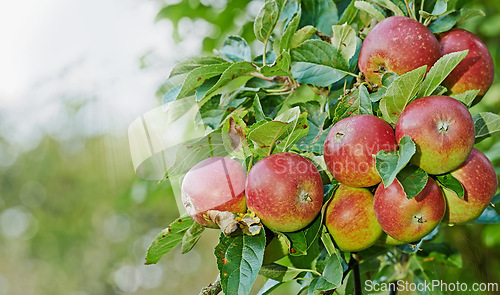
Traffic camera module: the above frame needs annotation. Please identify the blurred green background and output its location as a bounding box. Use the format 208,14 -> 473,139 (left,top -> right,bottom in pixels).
1,0 -> 500,294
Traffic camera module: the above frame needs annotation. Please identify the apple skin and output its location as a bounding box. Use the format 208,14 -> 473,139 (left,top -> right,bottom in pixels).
358,16 -> 441,85
325,184 -> 383,252
439,28 -> 494,101
374,177 -> 446,243
245,152 -> 323,232
323,114 -> 397,187
395,95 -> 475,175
442,148 -> 498,224
181,157 -> 247,228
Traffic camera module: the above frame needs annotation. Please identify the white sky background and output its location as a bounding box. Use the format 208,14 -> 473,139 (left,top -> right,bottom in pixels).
0,0 -> 211,164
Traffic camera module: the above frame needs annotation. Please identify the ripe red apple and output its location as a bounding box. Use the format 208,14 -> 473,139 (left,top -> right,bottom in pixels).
245,152 -> 323,232
323,114 -> 397,187
324,184 -> 383,252
181,157 -> 247,228
395,95 -> 475,175
374,177 -> 446,243
442,148 -> 498,224
358,16 -> 441,85
439,28 -> 494,101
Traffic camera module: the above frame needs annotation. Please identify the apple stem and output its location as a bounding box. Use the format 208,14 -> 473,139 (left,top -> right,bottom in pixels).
351,253 -> 362,295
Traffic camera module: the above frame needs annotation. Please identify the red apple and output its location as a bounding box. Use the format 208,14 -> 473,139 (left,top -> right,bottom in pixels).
374,177 -> 446,243
325,184 -> 383,252
358,16 -> 441,85
395,95 -> 475,175
323,114 -> 397,187
442,148 -> 498,224
439,28 -> 494,101
181,157 -> 247,228
245,152 -> 323,232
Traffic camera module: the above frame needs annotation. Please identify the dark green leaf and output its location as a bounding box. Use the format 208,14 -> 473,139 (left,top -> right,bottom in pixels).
337,0 -> 358,25
308,276 -> 336,295
291,62 -> 348,86
254,1 -> 280,44
435,173 -> 465,200
322,254 -> 343,286
203,62 -> 257,100
181,223 -> 205,254
334,84 -> 373,121
196,76 -> 219,101
259,264 -> 308,282
354,1 -> 386,21
372,0 -> 405,16
145,214 -> 194,264
281,12 -> 301,51
215,231 -> 266,295
291,40 -> 349,70
220,35 -> 252,62
379,65 -> 427,124
375,136 -> 417,188
178,63 -> 231,99
300,0 -> 338,36
417,242 -> 463,268
396,165 -> 429,199
289,25 -> 317,48
473,207 -> 500,224
429,11 -> 461,34
473,112 -> 500,142
296,117 -> 330,154
451,89 -> 479,108
417,50 -> 468,98
253,94 -> 269,122
283,215 -> 322,256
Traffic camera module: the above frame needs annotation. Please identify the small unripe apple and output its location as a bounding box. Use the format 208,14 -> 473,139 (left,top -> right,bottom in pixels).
395,95 -> 475,175
442,148 -> 498,224
358,16 -> 441,85
245,152 -> 323,232
374,177 -> 446,243
439,28 -> 494,101
324,184 -> 383,252
181,157 -> 247,228
323,114 -> 397,187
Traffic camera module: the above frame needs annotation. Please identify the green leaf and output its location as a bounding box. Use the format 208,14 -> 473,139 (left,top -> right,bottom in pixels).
473,112 -> 500,142
178,63 -> 231,99
163,84 -> 182,106
215,231 -> 266,295
290,25 -> 317,48
331,24 -> 357,62
473,207 -> 500,224
203,62 -> 257,100
259,264 -> 308,282
256,280 -> 283,295
281,12 -> 302,51
300,0 -> 338,36
260,51 -> 291,77
417,50 -> 468,98
291,62 -> 348,86
169,56 -> 228,78
456,8 -> 486,24
322,254 -> 343,286
296,116 -> 330,154
220,35 -> 252,62
396,165 -> 429,199
308,276 -> 336,294
354,1 -> 386,21
291,40 -> 349,70
145,214 -> 194,264
337,0 -> 358,25
375,136 -> 417,188
431,0 -> 447,15
418,242 -> 463,268
254,1 -> 280,44
181,223 -> 205,254
334,84 -> 373,121
282,215 -> 322,256
435,173 -> 465,200
253,94 -> 269,122
429,11 -> 460,34
379,66 -> 427,124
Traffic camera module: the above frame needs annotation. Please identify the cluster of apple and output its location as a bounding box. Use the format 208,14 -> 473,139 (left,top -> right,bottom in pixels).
324,15 -> 497,251
180,15 -> 498,254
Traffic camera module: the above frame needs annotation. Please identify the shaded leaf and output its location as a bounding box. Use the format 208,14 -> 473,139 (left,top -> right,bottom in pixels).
254,1 -> 280,44
260,51 -> 291,77
169,56 -> 228,78
451,89 -> 480,108
337,0 -> 358,25
220,35 -> 252,62
290,25 -> 317,48
281,12 -> 302,51
300,0 -> 338,36
334,84 -> 373,121
181,223 -> 205,254
354,1 -> 386,21
259,264 -> 308,282
473,112 -> 500,142
283,215 -> 322,256
322,253 -> 343,286
435,173 -> 465,200
331,24 -> 357,62
145,214 -> 194,264
417,50 -> 468,98
203,62 -> 257,100
396,165 -> 429,199
178,63 -> 231,99
473,207 -> 500,224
